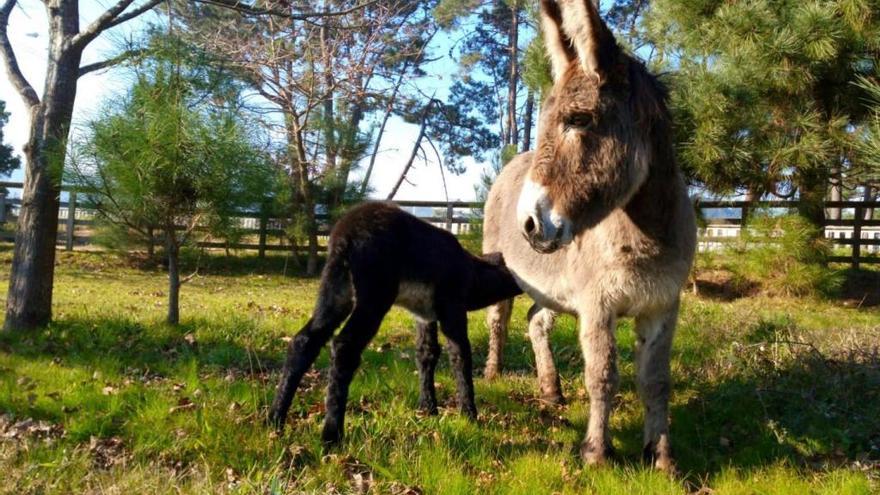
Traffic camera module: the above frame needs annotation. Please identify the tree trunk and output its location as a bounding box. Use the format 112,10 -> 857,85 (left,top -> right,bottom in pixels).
146,226 -> 155,258
165,232 -> 180,326
387,100 -> 433,200
505,1 -> 519,147
361,59 -> 411,196
4,45 -> 81,331
291,121 -> 319,276
797,172 -> 827,233
864,184 -> 876,220
827,164 -> 841,220
522,89 -> 534,152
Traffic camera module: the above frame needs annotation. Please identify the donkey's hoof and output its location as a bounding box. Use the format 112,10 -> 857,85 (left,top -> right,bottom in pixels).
539,390 -> 566,406
483,365 -> 502,380
642,442 -> 677,474
580,440 -> 615,466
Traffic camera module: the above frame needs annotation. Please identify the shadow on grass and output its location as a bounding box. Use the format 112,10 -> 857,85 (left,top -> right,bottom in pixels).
835,267 -> 880,307
0,315 -> 285,382
613,346 -> 880,481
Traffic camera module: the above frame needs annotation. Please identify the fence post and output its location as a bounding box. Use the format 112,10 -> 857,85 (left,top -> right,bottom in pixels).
0,192 -> 6,224
258,202 -> 269,259
446,202 -> 453,232
65,190 -> 77,251
852,205 -> 862,270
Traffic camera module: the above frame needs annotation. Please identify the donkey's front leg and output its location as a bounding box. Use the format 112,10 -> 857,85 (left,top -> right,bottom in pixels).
579,311 -> 619,465
415,319 -> 441,414
484,299 -> 512,379
526,304 -> 564,404
634,302 -> 679,473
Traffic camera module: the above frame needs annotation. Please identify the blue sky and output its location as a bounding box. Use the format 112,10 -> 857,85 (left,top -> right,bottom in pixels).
1,0 -> 508,201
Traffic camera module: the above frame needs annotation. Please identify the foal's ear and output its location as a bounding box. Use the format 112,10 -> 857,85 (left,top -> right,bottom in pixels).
540,0 -> 577,82
553,0 -> 620,82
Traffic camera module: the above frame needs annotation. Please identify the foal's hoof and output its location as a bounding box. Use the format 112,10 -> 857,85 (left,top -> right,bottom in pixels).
321,426 -> 343,447
417,399 -> 439,416
266,409 -> 286,431
461,405 -> 478,421
580,440 -> 616,466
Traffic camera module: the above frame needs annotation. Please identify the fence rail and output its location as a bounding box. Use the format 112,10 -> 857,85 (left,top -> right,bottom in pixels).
1,181 -> 878,268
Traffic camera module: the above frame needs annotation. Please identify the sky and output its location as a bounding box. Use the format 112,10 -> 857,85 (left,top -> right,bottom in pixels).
0,0 -> 493,202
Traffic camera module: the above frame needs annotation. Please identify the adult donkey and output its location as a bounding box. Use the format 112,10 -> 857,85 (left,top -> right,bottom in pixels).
482,0 -> 696,471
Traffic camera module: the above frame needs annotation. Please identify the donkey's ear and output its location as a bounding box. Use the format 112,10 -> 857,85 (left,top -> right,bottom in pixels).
540,0 -> 577,81
557,0 -> 619,80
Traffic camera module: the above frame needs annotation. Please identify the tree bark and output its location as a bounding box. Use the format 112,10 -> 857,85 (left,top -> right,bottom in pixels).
2,0 -> 161,331
387,100 -> 433,200
165,231 -> 180,326
146,226 -> 155,258
522,89 -> 534,152
797,171 -> 827,234
864,184 -> 876,220
288,118 -> 319,276
827,164 -> 841,220
4,14 -> 82,331
505,1 -> 519,147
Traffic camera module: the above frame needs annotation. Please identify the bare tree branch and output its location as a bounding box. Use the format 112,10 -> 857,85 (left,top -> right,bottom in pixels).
193,0 -> 380,22
78,49 -> 144,77
0,0 -> 39,107
72,0 -> 163,51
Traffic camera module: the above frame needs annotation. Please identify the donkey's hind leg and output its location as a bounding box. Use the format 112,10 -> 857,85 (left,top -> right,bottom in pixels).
440,307 -> 477,420
526,304 -> 564,404
634,302 -> 679,473
322,301 -> 392,445
416,320 -> 441,414
484,298 -> 512,379
269,259 -> 353,429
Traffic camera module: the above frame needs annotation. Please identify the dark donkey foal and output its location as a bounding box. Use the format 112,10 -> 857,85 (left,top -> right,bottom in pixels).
269,202 -> 522,444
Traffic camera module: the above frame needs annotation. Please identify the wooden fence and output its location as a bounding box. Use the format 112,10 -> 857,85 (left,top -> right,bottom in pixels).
1,181 -> 878,268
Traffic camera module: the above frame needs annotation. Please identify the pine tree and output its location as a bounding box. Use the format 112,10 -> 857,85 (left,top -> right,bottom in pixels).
0,100 -> 19,178
645,0 -> 880,227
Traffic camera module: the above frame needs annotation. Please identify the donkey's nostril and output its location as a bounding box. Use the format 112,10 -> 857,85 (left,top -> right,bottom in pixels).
524,216 -> 537,235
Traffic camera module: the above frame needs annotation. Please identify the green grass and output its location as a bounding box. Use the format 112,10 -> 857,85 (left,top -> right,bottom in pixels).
1,247 -> 878,494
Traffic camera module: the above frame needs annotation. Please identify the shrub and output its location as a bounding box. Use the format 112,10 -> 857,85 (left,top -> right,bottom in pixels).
724,213 -> 842,297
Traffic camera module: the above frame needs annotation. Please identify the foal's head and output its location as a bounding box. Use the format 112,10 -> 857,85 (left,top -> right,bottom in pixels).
517,0 -> 666,253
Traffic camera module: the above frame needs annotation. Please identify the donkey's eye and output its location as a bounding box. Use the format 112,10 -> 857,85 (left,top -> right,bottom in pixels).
563,114 -> 596,131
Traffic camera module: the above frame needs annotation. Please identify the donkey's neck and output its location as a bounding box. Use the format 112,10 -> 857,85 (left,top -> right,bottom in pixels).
623,120 -> 682,243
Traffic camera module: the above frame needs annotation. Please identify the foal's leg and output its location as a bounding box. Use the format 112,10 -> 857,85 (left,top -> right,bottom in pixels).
322,303 -> 390,445
484,299 -> 512,379
634,301 -> 679,473
578,311 -> 619,465
526,304 -> 564,404
415,319 -> 441,414
269,262 -> 353,429
440,307 -> 477,419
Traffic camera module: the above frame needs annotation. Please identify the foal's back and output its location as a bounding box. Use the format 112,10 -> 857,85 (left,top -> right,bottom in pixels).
329,202 -> 477,318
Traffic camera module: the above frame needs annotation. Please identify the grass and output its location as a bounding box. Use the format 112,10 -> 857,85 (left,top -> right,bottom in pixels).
0,247 -> 878,494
